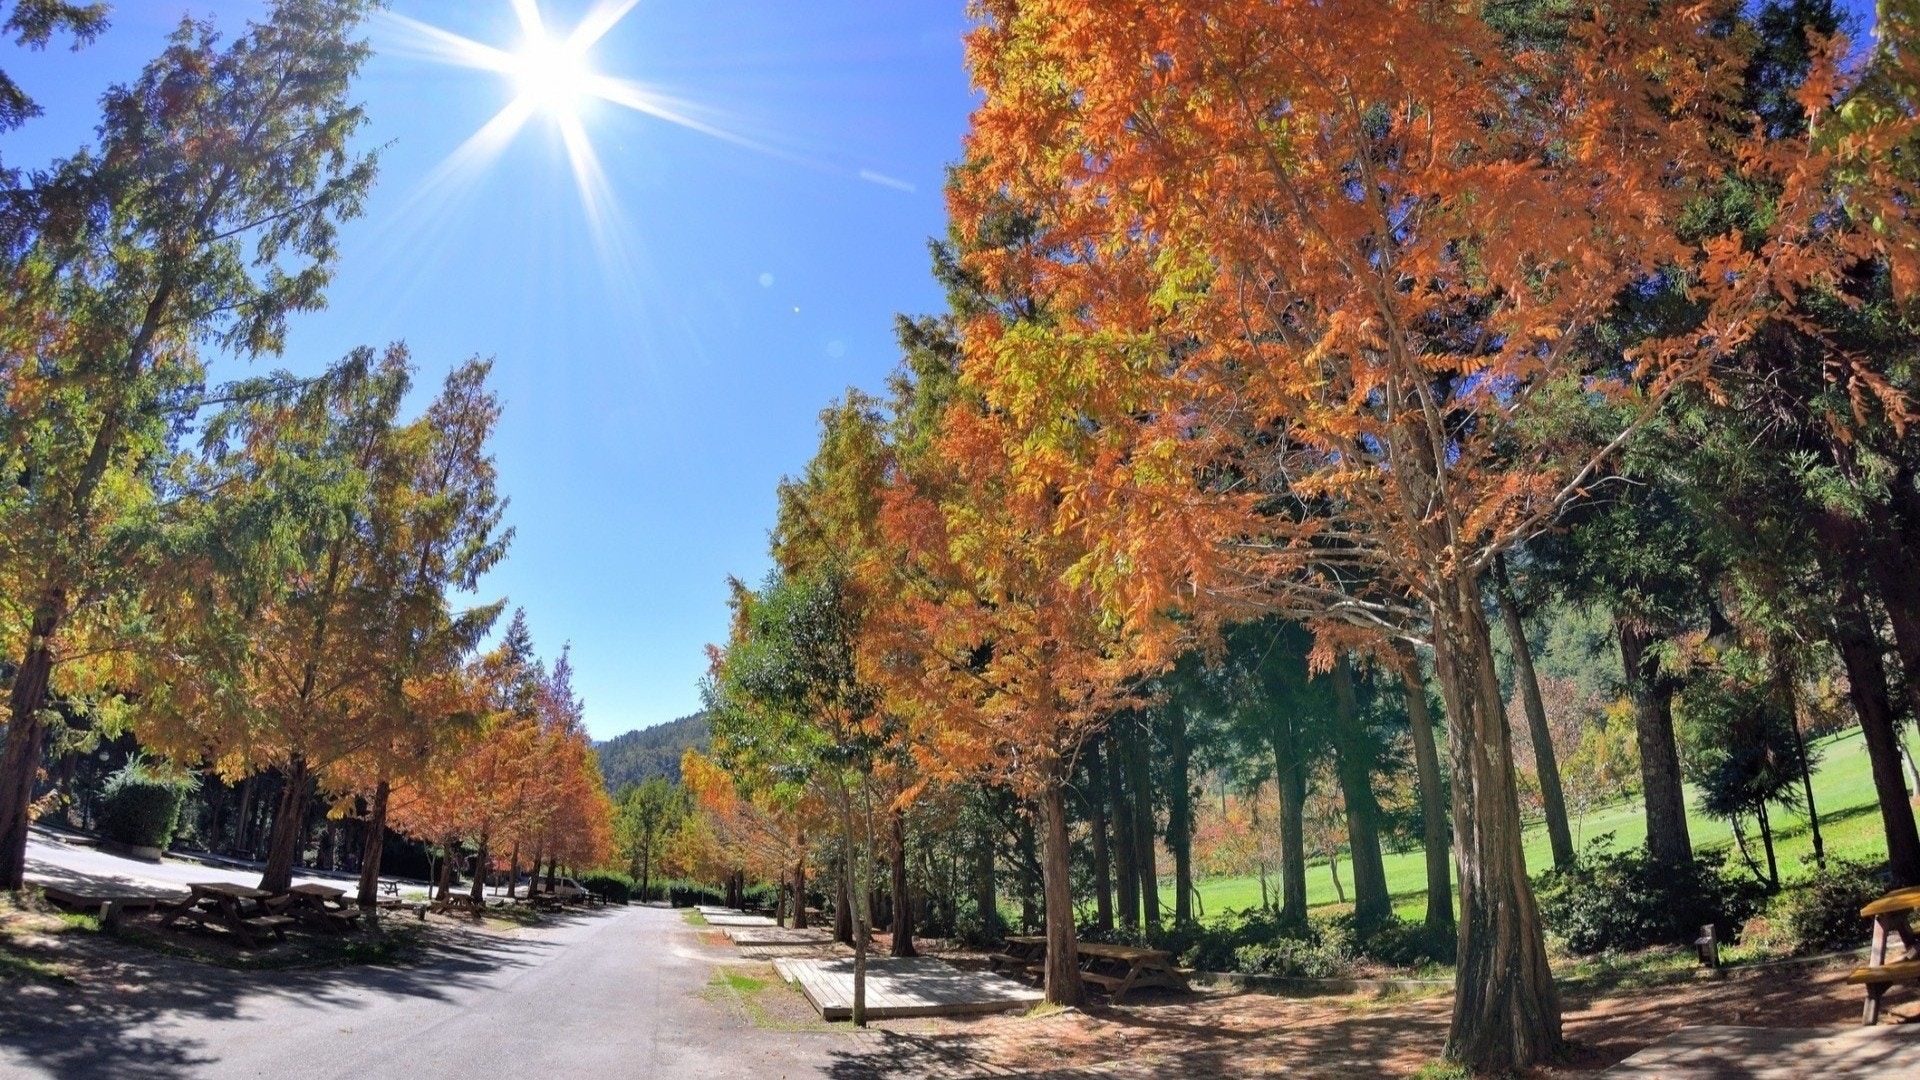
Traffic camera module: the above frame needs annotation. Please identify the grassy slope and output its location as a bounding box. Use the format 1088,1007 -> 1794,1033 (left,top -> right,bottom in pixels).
1178,727 -> 1903,923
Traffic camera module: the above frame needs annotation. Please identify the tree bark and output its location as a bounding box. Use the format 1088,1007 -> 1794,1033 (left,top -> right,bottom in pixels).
1037,774 -> 1086,1006
1495,555 -> 1575,869
1272,735 -> 1309,928
1167,707 -> 1194,925
0,592 -> 67,889
356,779 -> 390,909
834,860 -> 854,945
1771,645 -> 1825,869
1124,726 -> 1160,927
259,756 -> 314,895
1087,739 -> 1115,931
1107,741 -> 1139,929
1618,620 -> 1693,867
469,834 -> 488,904
792,842 -> 808,930
1865,508 -> 1920,723
972,826 -> 996,937
1831,573 -> 1920,886
1433,577 -> 1562,1072
889,807 -> 915,957
1331,656 -> 1391,931
1394,645 -> 1456,946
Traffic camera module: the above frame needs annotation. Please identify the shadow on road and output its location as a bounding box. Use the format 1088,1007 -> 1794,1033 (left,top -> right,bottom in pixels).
0,908 -> 577,1080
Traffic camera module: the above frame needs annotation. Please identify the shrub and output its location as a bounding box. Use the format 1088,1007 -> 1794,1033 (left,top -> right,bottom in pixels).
1535,837 -> 1766,954
97,759 -> 195,850
1232,936 -> 1351,979
578,871 -> 633,904
1771,858 -> 1888,955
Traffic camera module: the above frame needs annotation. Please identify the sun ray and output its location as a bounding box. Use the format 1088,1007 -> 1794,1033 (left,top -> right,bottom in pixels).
380,13 -> 516,73
568,0 -> 643,52
509,0 -> 547,39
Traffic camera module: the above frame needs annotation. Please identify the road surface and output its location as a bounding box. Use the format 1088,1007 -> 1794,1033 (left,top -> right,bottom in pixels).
0,900 -> 877,1079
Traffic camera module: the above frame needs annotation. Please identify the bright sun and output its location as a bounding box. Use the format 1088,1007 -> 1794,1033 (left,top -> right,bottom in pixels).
511,33 -> 593,114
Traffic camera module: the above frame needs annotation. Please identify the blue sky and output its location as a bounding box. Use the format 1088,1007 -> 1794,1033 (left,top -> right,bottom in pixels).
0,0 -> 1886,742
1,0 -> 975,740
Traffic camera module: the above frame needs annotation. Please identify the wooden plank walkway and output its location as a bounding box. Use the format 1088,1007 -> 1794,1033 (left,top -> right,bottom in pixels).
773,956 -> 1044,1021
726,926 -> 834,948
1604,1024 -> 1920,1078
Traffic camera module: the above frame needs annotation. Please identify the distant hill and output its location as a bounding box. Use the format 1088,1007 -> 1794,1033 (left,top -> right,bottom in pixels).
595,712 -> 709,790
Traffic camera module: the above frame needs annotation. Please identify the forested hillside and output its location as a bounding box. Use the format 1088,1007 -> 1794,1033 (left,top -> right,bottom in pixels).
596,713 -> 709,790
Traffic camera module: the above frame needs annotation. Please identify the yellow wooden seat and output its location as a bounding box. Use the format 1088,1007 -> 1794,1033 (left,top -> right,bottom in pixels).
1860,887 -> 1920,918
1847,959 -> 1920,986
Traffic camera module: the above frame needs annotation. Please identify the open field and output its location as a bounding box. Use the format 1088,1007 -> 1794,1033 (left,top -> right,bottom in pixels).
1177,727 -> 1911,922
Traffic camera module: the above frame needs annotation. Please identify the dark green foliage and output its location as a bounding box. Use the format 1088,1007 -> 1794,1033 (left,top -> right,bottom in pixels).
651,879 -> 777,909
1085,906 -> 1439,976
576,871 -> 633,904
0,0 -> 108,134
1535,839 -> 1767,954
1772,858 -> 1889,954
595,713 -> 708,788
97,759 -> 194,850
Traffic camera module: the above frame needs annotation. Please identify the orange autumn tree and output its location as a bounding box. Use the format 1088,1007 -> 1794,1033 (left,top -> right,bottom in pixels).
953,0 -> 1913,1067
871,390 -> 1177,1006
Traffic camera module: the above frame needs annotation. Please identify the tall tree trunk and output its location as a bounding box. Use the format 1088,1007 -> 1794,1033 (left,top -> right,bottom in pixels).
259,756 -> 314,894
889,808 -> 915,957
1771,644 -> 1825,869
1756,801 -> 1779,891
836,790 -> 872,1027
1328,854 -> 1346,903
436,845 -> 453,901
1395,645 -> 1456,947
1107,743 -> 1139,929
1124,726 -> 1160,927
1831,573 -> 1920,886
1618,620 -> 1693,867
1037,774 -> 1086,1007
1866,512 -> 1920,722
469,834 -> 488,904
972,827 -> 996,937
1087,740 -> 1115,931
1331,656 -> 1391,931
356,779 -> 390,909
1017,811 -> 1041,932
507,844 -> 521,900
1433,577 -> 1562,1072
1167,707 -> 1194,925
1494,555 -> 1575,869
834,862 -> 854,945
792,839 -> 808,930
0,592 -> 66,889
1272,735 -> 1309,928
233,776 -> 256,854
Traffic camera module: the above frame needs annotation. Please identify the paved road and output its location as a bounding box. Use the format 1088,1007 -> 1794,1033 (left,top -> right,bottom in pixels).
0,904 -> 877,1080
24,833 -> 377,897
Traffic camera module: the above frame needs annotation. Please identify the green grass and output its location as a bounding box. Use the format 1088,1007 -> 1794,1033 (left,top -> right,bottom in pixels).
1183,727 -> 1905,923
702,965 -> 833,1031
684,909 -> 709,927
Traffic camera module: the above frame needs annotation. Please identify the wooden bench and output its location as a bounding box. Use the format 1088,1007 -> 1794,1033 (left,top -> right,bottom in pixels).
1850,887 -> 1920,1023
1848,958 -> 1920,1024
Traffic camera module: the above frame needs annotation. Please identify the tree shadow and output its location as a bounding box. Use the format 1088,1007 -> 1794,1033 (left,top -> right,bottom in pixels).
0,908 -> 560,1079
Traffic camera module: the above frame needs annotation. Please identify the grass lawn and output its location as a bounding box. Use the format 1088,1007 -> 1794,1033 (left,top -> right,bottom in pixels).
1180,727 -> 1909,923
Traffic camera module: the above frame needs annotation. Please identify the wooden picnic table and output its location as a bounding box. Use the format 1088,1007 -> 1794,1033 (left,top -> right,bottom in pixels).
1848,885 -> 1920,1024
993,937 -> 1189,1003
158,882 -> 294,948
285,883 -> 362,934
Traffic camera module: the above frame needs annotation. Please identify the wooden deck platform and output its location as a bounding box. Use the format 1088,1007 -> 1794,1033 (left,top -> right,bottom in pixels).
1603,1024 -> 1920,1078
773,956 -> 1044,1021
40,884 -> 187,912
725,926 -> 835,948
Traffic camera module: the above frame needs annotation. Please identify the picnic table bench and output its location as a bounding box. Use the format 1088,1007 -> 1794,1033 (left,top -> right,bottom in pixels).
1848,885 -> 1920,1024
158,883 -> 295,948
421,894 -> 488,919
994,936 -> 1190,1003
285,883 -> 362,934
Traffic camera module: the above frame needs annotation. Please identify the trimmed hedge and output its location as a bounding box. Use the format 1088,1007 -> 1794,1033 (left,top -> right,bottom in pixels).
579,871 -> 633,904
98,759 -> 195,850
1535,838 -> 1766,954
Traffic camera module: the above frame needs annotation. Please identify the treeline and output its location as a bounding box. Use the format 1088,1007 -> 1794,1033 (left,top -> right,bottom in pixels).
596,712 -> 709,789
694,0 -> 1920,1072
0,2 -> 611,901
